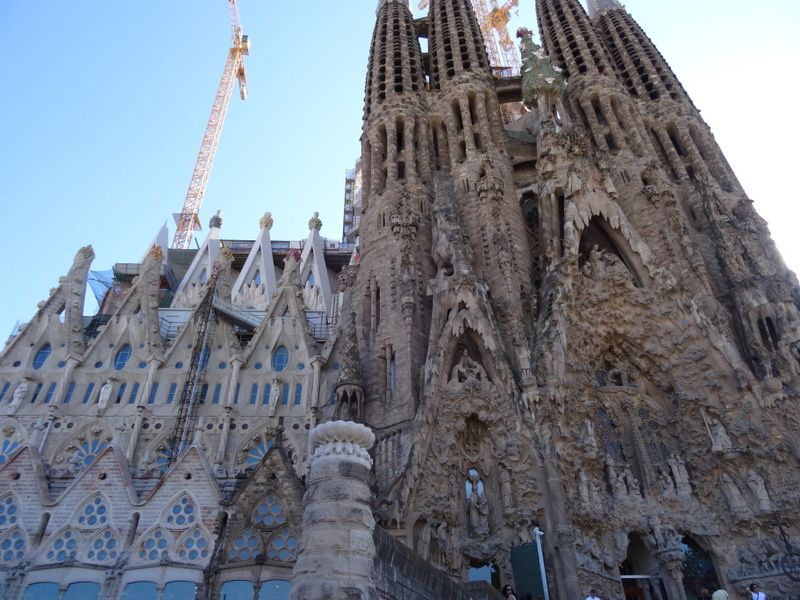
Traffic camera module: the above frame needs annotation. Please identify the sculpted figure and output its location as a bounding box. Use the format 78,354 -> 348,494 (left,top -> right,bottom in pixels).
668,455 -> 692,496
268,380 -> 281,417
710,418 -> 734,453
7,380 -> 28,415
720,473 -> 749,516
417,521 -> 432,560
451,349 -> 488,383
746,469 -> 771,511
97,379 -> 113,413
467,469 -> 489,537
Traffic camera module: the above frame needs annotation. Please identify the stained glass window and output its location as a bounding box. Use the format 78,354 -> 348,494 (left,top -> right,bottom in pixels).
138,527 -> 170,562
227,528 -> 262,562
76,495 -> 110,527
45,528 -> 80,562
272,346 -> 289,372
33,344 -> 51,369
0,494 -> 19,527
245,440 -> 274,466
266,530 -> 298,563
177,527 -> 210,563
85,528 -> 120,563
165,495 -> 197,528
0,527 -> 25,564
114,345 -> 132,370
252,494 -> 286,528
73,438 -> 109,468
0,439 -> 20,465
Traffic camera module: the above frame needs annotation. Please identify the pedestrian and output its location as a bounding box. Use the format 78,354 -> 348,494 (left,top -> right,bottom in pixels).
501,584 -> 518,600
698,588 -> 712,600
711,589 -> 729,600
749,583 -> 767,600
585,589 -> 601,600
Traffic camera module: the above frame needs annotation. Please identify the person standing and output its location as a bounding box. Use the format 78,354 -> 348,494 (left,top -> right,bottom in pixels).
749,583 -> 766,600
585,589 -> 601,600
501,584 -> 518,600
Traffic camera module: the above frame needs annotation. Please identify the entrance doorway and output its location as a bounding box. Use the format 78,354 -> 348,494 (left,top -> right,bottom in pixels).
679,536 -> 721,600
620,534 -> 667,600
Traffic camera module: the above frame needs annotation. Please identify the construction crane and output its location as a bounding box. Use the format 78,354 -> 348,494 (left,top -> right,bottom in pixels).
419,0 -> 521,77
172,0 -> 250,250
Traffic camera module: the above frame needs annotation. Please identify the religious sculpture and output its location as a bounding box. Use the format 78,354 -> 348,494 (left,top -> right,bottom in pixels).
720,473 -> 750,517
269,379 -> 281,417
7,380 -> 28,415
466,469 -> 489,537
451,349 -> 488,384
96,379 -> 113,414
746,469 -> 771,512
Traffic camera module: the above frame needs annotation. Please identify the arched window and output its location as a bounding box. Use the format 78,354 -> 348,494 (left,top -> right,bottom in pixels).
122,582 -> 158,600
266,529 -> 298,563
245,439 -> 274,466
75,494 -> 110,528
259,581 -> 292,600
227,527 -> 262,562
0,494 -> 19,528
176,527 -> 211,563
22,583 -> 60,600
272,346 -> 289,372
72,437 -> 109,469
0,438 -> 20,465
252,494 -> 286,528
45,528 -> 80,562
33,344 -> 52,369
164,494 -> 197,528
163,582 -> 197,600
138,527 -> 170,562
198,345 -> 211,370
220,581 -> 254,600
85,528 -> 120,564
63,583 -> 100,600
114,345 -> 132,371
253,270 -> 261,285
0,527 -> 26,564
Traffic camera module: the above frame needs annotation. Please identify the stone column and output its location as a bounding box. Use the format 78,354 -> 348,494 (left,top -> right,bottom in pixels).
290,421 -> 377,600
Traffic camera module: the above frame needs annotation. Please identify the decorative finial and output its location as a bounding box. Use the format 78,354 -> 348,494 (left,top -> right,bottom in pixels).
260,212 -> 274,231
148,244 -> 165,263
308,211 -> 322,231
209,210 -> 223,230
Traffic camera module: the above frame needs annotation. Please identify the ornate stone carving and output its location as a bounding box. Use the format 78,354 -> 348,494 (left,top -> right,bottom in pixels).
309,420 -> 375,469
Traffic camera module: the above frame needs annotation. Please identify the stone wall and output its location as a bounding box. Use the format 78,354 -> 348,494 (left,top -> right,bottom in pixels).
373,527 -> 504,600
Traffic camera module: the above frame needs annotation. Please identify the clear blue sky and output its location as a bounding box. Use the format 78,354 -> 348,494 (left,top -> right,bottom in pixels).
1,0 -> 798,336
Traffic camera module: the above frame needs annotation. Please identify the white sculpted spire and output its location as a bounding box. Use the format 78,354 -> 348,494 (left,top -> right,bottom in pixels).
587,0 -> 622,17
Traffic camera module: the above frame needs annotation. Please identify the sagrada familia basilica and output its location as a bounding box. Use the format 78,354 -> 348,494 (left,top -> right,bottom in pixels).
0,0 -> 798,599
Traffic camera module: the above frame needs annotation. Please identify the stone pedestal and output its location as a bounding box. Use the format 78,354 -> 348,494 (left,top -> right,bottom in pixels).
290,421 -> 377,600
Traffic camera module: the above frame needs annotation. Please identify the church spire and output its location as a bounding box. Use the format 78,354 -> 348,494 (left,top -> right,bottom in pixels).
586,0 -> 622,18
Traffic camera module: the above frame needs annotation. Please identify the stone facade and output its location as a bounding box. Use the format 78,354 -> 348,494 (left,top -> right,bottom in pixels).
1,0 -> 799,599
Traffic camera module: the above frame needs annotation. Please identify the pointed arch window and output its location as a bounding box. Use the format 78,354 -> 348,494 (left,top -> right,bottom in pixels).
0,439 -> 19,465
165,494 -> 197,528
228,527 -> 262,562
85,528 -> 120,563
75,494 -> 111,528
253,270 -> 262,285
137,527 -> 170,562
0,494 -> 19,527
0,527 -> 26,564
45,528 -> 80,562
272,346 -> 289,372
73,437 -> 109,469
114,345 -> 132,370
252,494 -> 286,528
266,529 -> 298,563
176,526 -> 210,563
33,344 -> 51,369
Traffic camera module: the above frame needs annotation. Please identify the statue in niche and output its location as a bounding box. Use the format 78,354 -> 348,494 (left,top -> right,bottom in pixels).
667,455 -> 692,496
607,461 -> 628,498
268,379 -> 281,417
720,473 -> 749,516
417,521 -> 432,560
658,467 -> 676,498
451,348 -> 488,385
578,470 -> 603,512
623,465 -> 641,497
746,469 -> 771,511
7,380 -> 28,415
466,468 -> 489,537
705,412 -> 734,453
96,379 -> 113,413
581,419 -> 599,456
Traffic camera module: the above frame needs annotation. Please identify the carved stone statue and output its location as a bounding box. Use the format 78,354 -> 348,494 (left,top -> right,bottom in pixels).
466,469 -> 489,537
417,521 -> 432,560
7,380 -> 28,415
269,380 -> 281,417
97,379 -> 113,413
746,469 -> 771,511
709,417 -> 734,453
308,211 -> 322,231
668,455 -> 692,497
720,473 -> 749,517
451,349 -> 488,384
